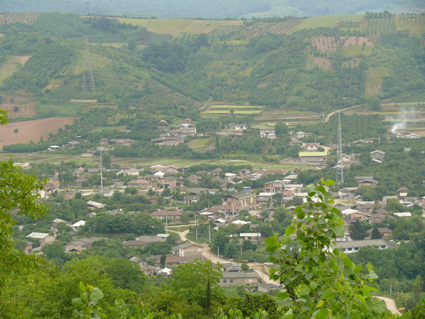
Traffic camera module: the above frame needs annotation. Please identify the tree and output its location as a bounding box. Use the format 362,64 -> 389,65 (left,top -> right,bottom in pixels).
241,263 -> 249,272
13,106 -> 19,112
170,260 -> 224,308
266,179 -> 393,318
371,227 -> 382,239
350,219 -> 366,240
275,122 -> 289,138
367,95 -> 381,111
102,153 -> 111,169
160,254 -> 166,268
205,279 -> 211,314
14,128 -> 18,134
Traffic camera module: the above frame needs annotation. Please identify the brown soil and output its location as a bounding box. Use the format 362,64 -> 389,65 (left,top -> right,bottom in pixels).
0,117 -> 76,148
1,96 -> 36,118
313,37 -> 374,51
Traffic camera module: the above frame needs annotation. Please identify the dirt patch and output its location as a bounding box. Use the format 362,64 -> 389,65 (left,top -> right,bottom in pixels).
366,85 -> 381,95
0,117 -> 76,148
1,96 -> 36,118
342,59 -> 360,68
0,34 -> 4,38
313,37 -> 373,51
18,56 -> 31,65
307,57 -> 333,70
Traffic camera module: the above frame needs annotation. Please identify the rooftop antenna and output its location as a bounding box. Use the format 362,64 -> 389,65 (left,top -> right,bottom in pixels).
336,112 -> 344,185
82,38 -> 96,98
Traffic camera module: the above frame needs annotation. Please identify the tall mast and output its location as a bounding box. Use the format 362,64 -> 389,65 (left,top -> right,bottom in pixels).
336,112 -> 344,185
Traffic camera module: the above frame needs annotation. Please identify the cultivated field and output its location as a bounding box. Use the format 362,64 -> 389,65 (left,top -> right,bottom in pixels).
292,15 -> 364,32
0,13 -> 39,25
202,104 -> 264,117
0,117 -> 76,148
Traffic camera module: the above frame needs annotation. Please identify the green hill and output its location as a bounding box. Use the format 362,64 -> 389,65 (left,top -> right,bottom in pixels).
0,12 -> 424,122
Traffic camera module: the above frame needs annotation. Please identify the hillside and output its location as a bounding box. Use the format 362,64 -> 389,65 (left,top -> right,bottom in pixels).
0,0 -> 424,18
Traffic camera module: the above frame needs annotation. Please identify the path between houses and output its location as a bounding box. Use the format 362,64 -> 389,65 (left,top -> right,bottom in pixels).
170,230 -> 401,313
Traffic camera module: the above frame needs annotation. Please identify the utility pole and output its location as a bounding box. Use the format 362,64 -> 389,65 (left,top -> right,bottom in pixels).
98,147 -> 104,196
82,38 -> 96,98
166,215 -> 168,234
196,227 -> 198,241
208,226 -> 211,243
336,112 -> 344,185
217,246 -> 220,262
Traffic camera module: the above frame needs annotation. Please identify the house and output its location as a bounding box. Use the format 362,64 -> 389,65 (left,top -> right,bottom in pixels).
358,203 -> 374,214
187,175 -> 202,184
219,271 -> 260,287
150,210 -> 182,220
370,150 -> 385,161
99,138 -> 109,145
165,255 -> 198,267
117,168 -> 140,176
366,228 -> 393,239
23,242 -> 33,254
177,123 -> 197,136
338,187 -> 358,201
262,168 -> 286,175
67,141 -> 80,148
184,194 -> 200,204
240,233 -> 262,243
13,162 -> 33,170
299,152 -> 327,165
51,218 -> 66,231
71,167 -> 85,177
230,123 -> 249,131
222,192 -> 255,208
302,143 -> 320,151
123,236 -> 164,248
294,131 -> 312,139
224,173 -> 237,181
211,168 -> 223,175
127,180 -> 152,189
183,118 -> 192,124
374,208 -> 389,215
45,178 -> 60,192
264,180 -> 285,193
258,283 -> 280,293
357,179 -> 378,187
333,239 -> 388,254
26,232 -> 55,246
87,200 -> 106,209
394,212 -> 412,217
65,237 -> 104,252
158,176 -> 178,188
172,243 -> 203,257
396,187 -> 409,198
71,220 -> 86,231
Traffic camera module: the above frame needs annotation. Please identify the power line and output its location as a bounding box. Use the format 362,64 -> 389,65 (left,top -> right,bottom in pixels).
82,38 -> 96,98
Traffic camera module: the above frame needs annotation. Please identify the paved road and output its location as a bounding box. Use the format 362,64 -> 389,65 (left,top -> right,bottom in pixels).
376,296 -> 401,316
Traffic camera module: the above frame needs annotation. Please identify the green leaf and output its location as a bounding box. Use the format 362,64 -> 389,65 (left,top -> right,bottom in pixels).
79,281 -> 86,292
90,287 -> 104,301
306,184 -> 316,196
324,179 -> 337,186
297,284 -> 311,297
315,300 -> 324,308
276,289 -> 289,300
368,269 -> 378,280
321,288 -> 335,300
285,226 -> 295,236
296,209 -> 306,219
313,308 -> 329,319
264,236 -> 276,246
310,281 -> 319,290
332,225 -> 345,236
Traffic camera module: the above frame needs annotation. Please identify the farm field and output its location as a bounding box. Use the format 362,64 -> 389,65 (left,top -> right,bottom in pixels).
90,125 -> 127,133
187,138 -> 215,149
0,117 -> 76,148
0,55 -> 31,84
116,18 -> 243,36
100,42 -> 126,48
291,15 -> 363,32
207,105 -> 262,109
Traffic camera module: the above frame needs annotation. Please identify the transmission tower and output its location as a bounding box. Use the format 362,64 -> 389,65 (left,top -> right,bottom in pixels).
82,38 -> 95,98
98,147 -> 104,196
336,112 -> 344,185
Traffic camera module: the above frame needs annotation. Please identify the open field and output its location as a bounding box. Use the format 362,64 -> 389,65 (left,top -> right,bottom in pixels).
100,42 -> 127,48
0,152 -> 309,171
187,138 -> 215,149
0,117 -> 76,148
207,105 -> 262,109
0,55 -> 31,84
292,15 -> 364,32
116,18 -> 243,36
90,125 -> 127,133
203,110 -> 262,115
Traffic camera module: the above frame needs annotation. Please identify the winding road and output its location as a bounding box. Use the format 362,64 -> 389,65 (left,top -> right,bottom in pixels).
376,296 -> 401,316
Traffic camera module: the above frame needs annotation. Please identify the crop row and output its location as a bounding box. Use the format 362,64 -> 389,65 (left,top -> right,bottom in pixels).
0,13 -> 40,25
232,19 -> 304,40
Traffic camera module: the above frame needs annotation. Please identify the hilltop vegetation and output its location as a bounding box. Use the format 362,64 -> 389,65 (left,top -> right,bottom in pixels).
0,0 -> 424,18
0,12 -> 424,122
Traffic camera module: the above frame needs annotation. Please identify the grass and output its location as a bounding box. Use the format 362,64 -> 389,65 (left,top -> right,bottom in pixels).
365,66 -> 390,90
187,138 -> 214,149
291,15 -> 364,32
208,105 -> 263,109
0,56 -> 27,84
203,110 -> 262,114
73,51 -> 111,74
342,46 -> 373,57
35,102 -> 87,118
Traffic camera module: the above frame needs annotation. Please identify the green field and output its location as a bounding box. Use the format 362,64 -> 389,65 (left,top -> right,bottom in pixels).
0,56 -> 27,83
291,15 -> 364,32
365,66 -> 390,93
208,105 -> 263,109
187,138 -> 214,149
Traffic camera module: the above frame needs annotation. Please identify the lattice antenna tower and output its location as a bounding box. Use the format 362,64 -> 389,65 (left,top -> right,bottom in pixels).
336,112 -> 344,185
82,38 -> 95,98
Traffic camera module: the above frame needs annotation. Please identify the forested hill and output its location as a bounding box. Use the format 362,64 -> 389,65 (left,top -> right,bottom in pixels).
0,0 -> 424,18
0,12 -> 424,120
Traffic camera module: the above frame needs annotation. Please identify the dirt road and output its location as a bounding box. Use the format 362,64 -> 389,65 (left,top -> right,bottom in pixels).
376,296 -> 401,316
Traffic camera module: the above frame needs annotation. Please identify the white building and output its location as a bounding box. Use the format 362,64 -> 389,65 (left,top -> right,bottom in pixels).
72,220 -> 86,231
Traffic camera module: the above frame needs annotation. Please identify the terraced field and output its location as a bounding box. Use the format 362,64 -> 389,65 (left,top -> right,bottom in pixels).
0,13 -> 39,25
202,104 -> 263,117
256,110 -> 322,126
